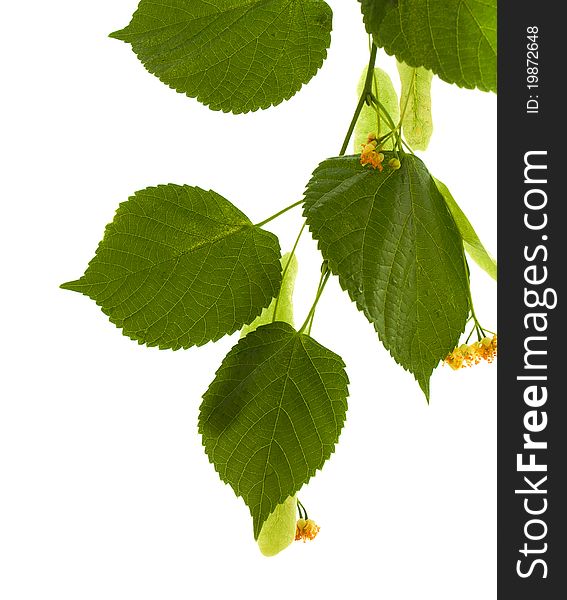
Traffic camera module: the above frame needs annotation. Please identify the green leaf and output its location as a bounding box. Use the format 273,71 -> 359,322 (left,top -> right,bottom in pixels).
354,67 -> 400,152
256,495 -> 297,557
360,0 -> 497,92
303,154 -> 470,398
199,321 -> 348,538
61,185 -> 282,349
110,0 -> 333,114
358,0 -> 397,30
397,62 -> 433,151
434,177 -> 497,280
241,252 -> 298,338
239,252 -> 299,555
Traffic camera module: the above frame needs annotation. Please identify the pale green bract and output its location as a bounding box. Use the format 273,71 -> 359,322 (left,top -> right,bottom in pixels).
303,154 -> 470,398
354,67 -> 400,152
359,0 -> 497,92
257,495 -> 298,556
241,253 -> 298,338
434,178 -> 497,280
110,0 -> 333,114
61,185 -> 282,349
199,321 -> 348,538
397,62 -> 433,151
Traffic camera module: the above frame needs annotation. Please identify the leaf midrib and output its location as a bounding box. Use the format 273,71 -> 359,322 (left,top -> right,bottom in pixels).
257,336 -> 298,534
205,329 -> 297,453
203,329 -> 333,516
67,222 -> 254,291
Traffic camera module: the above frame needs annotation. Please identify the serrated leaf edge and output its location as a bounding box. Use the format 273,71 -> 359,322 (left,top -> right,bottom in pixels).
359,2 -> 496,93
61,184 -> 282,350
198,323 -> 349,537
303,156 -> 469,399
109,1 -> 333,114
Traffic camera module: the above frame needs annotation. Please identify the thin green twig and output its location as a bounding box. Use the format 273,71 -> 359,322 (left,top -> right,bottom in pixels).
339,44 -> 378,156
299,264 -> 330,334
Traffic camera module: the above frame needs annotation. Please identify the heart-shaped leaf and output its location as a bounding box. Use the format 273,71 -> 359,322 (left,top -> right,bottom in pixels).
199,321 -> 348,537
111,0 -> 333,113
61,185 -> 282,349
303,154 -> 470,398
360,0 -> 496,92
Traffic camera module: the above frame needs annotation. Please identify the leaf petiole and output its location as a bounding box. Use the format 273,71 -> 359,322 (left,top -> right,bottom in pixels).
255,199 -> 304,227
299,262 -> 330,334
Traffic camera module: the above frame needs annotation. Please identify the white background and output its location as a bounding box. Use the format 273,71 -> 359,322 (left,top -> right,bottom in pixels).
1,2 -> 497,598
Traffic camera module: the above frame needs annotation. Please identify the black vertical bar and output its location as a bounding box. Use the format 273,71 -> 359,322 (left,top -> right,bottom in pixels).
498,2 -> 565,598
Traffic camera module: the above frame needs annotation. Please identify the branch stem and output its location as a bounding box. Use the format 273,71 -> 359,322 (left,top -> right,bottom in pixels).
339,44 -> 378,156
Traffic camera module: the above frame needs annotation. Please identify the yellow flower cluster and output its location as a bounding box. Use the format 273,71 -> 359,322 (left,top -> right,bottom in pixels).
360,133 -> 385,171
444,335 -> 498,370
360,133 -> 402,171
295,518 -> 320,542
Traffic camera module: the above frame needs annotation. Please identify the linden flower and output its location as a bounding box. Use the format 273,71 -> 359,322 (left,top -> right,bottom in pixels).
388,157 -> 401,170
444,335 -> 498,370
360,133 -> 384,171
295,518 -> 320,542
360,145 -> 385,171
